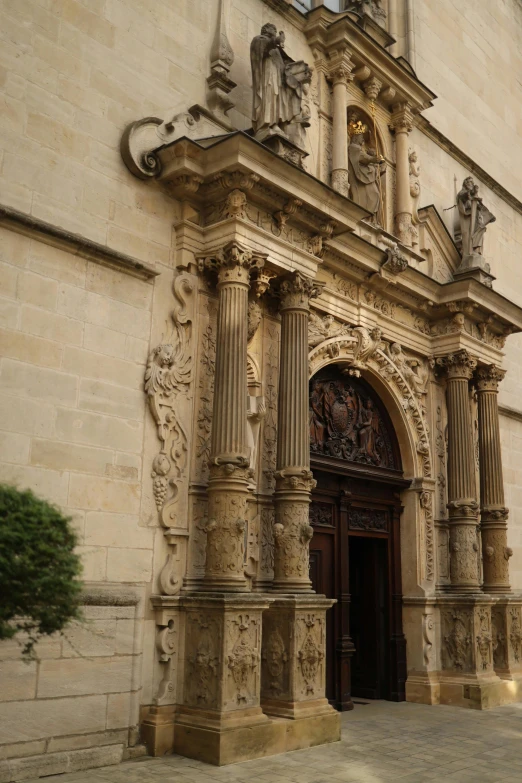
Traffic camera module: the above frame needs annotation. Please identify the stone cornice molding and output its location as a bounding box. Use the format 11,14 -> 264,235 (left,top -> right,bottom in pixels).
304,7 -> 436,113
0,204 -> 159,281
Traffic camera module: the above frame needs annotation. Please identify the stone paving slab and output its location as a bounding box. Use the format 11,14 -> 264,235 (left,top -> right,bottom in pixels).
24,700 -> 522,783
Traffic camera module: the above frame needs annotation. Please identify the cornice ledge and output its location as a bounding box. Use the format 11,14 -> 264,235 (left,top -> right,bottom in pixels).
260,0 -> 306,29
416,116 -> 522,219
0,205 -> 159,281
499,405 -> 522,424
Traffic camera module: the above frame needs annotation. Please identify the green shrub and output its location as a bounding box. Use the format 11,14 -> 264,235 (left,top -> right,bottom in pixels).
0,484 -> 83,655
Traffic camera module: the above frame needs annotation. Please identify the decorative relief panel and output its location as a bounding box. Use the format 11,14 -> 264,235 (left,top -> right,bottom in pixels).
348,507 -> 388,532
509,607 -> 522,664
420,491 -> 435,581
441,609 -> 472,672
262,322 -> 279,492
194,298 -> 218,484
492,608 -> 507,670
261,611 -> 290,699
310,372 -> 398,470
296,614 -> 325,699
259,506 -> 275,582
309,501 -> 334,528
476,607 -> 493,672
184,612 -> 221,709
225,614 -> 261,709
154,615 -> 177,705
187,495 -> 208,582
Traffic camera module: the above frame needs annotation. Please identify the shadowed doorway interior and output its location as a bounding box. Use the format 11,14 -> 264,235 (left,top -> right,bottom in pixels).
308,365 -> 409,710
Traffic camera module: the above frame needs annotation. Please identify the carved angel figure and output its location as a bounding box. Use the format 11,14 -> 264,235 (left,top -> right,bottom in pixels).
308,312 -> 351,348
351,326 -> 383,368
386,343 -> 428,397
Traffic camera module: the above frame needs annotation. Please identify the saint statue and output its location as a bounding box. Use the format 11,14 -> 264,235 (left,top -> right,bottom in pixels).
456,176 -> 496,260
344,0 -> 387,28
250,23 -> 311,142
348,127 -> 386,222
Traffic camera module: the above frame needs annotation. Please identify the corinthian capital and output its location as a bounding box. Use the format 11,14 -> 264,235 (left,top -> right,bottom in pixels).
436,349 -> 477,380
390,102 -> 414,134
328,51 -> 354,86
475,364 -> 506,392
273,271 -> 324,311
198,241 -> 265,284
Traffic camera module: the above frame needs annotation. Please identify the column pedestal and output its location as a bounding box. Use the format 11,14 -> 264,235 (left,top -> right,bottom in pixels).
261,596 -> 340,749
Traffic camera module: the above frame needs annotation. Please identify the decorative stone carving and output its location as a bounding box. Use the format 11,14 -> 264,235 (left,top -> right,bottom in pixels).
185,613 -> 221,708
309,501 -> 334,528
250,24 -> 312,147
409,148 -> 421,224
262,324 -> 279,492
260,506 -> 275,581
154,616 -> 177,704
207,0 -> 236,119
145,276 -> 193,528
476,607 -> 493,671
227,615 -> 260,706
308,312 -> 351,348
351,326 -> 383,369
382,244 -> 408,275
456,177 -> 496,264
509,607 -> 522,663
422,612 -> 434,666
297,614 -> 325,696
420,491 -> 435,582
492,608 -> 507,669
385,343 -> 428,399
348,508 -> 388,532
442,609 -> 471,671
345,0 -> 387,28
262,628 -> 287,695
195,305 -> 217,484
224,189 -> 248,220
348,120 -> 386,222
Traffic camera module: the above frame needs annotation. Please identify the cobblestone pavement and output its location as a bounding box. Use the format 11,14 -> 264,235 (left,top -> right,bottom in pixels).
27,700 -> 522,783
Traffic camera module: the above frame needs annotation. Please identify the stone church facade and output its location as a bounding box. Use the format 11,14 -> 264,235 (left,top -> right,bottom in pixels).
2,0 -> 522,778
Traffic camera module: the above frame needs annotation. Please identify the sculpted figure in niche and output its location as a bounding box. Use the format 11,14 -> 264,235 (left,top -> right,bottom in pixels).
348,123 -> 386,223
250,24 -> 312,143
457,176 -> 496,260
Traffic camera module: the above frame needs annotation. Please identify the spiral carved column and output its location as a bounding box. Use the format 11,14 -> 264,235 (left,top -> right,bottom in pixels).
437,350 -> 480,591
199,241 -> 263,591
272,272 -> 322,592
476,364 -> 512,593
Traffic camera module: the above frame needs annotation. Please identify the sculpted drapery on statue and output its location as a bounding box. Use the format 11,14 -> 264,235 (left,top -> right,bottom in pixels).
250,23 -> 311,143
457,177 -> 496,260
348,122 -> 386,221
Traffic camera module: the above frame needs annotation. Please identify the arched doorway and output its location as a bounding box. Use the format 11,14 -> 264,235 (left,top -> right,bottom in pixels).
309,365 -> 410,710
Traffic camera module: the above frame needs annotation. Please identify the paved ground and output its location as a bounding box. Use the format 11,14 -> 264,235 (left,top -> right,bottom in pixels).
28,700 -> 522,783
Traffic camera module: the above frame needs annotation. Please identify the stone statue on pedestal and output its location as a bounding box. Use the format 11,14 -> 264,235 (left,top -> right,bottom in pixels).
250,23 -> 311,145
344,0 -> 387,28
457,177 -> 496,262
348,125 -> 386,222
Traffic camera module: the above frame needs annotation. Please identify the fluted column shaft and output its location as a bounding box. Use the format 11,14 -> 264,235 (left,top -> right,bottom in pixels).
391,103 -> 414,247
438,350 -> 480,591
273,272 -> 322,592
330,59 -> 353,197
476,365 -> 511,592
199,242 -> 262,591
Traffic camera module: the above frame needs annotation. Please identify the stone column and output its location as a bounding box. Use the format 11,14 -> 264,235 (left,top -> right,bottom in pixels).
476,364 -> 511,592
199,241 -> 263,591
437,350 -> 480,592
329,56 -> 353,197
273,272 -> 321,592
391,103 -> 414,246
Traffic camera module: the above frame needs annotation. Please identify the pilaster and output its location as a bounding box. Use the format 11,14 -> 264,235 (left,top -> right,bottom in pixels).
436,350 -> 480,592
475,364 -> 512,593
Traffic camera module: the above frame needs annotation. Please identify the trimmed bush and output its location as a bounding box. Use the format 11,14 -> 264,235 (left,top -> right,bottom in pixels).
0,484 -> 83,655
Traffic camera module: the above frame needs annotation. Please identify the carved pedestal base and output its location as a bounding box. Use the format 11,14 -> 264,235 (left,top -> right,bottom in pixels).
257,131 -> 308,169
140,705 -> 176,757
454,253 -> 494,288
261,595 -> 338,721
491,599 -> 522,678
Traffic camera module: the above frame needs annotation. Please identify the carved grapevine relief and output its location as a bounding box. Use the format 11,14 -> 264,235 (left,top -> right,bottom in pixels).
262,324 -> 279,492
145,275 -> 194,527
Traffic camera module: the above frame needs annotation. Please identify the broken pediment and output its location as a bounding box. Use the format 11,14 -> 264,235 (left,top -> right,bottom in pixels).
417,205 -> 460,285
